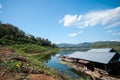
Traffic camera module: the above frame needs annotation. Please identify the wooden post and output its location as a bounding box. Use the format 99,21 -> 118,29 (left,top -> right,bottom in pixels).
104,64 -> 107,71
92,62 -> 95,69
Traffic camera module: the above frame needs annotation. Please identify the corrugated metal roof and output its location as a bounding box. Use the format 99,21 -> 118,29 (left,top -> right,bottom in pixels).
87,48 -> 112,52
69,51 -> 116,64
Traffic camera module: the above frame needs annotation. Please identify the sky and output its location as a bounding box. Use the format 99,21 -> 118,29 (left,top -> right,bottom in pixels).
0,0 -> 120,44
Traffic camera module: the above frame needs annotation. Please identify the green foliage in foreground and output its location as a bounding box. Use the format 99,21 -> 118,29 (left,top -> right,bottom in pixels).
1,53 -> 70,80
1,44 -> 74,80
5,44 -> 91,80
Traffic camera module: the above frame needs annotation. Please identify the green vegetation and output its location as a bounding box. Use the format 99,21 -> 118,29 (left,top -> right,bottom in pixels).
0,22 -> 57,48
0,46 -> 70,80
0,22 -> 72,80
92,41 -> 120,52
7,44 -> 59,63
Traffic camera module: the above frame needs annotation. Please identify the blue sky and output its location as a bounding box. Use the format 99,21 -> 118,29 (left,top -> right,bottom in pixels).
0,0 -> 120,43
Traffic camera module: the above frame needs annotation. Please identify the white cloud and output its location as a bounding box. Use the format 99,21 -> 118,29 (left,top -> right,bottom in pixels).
0,4 -> 2,8
109,39 -> 120,42
107,30 -> 120,36
0,3 -> 2,13
68,33 -> 78,37
111,32 -> 120,36
105,21 -> 120,29
107,30 -> 112,33
68,31 -> 83,37
59,14 -> 78,26
54,42 -> 61,44
59,7 -> 120,29
66,42 -> 79,44
78,31 -> 83,34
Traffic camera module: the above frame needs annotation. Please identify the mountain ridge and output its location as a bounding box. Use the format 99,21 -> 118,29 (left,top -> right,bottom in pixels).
57,41 -> 120,52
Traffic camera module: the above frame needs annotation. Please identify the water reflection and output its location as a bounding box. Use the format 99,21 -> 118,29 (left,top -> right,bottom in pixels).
39,52 -> 57,63
41,50 -> 89,80
70,68 -> 90,79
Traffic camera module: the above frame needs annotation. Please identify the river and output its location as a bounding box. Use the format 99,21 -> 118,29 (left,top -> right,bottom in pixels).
43,51 -> 90,80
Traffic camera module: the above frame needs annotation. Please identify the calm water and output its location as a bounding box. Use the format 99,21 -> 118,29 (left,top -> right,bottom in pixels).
44,51 -> 89,80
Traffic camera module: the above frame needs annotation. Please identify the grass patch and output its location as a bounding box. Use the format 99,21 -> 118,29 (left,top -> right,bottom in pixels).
0,44 -> 72,80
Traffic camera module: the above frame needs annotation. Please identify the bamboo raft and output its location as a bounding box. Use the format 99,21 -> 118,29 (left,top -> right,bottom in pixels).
58,55 -> 120,80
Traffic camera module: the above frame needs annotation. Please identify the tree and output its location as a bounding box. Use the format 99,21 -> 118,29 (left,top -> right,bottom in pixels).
0,22 -> 58,47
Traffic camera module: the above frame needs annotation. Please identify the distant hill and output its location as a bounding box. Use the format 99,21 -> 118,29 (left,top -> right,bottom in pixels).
57,42 -> 92,48
57,41 -> 120,52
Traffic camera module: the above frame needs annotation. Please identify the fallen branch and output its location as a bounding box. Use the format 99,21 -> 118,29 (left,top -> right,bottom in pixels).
1,70 -> 7,77
11,56 -> 30,63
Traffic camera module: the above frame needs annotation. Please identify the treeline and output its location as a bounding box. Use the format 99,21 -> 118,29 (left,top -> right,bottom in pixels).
58,41 -> 120,52
0,22 -> 57,47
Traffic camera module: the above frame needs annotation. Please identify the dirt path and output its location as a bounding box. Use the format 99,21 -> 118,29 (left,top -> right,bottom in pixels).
27,74 -> 59,80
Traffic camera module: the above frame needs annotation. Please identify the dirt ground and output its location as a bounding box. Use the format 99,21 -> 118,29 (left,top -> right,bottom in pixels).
0,47 -> 59,80
27,74 -> 59,80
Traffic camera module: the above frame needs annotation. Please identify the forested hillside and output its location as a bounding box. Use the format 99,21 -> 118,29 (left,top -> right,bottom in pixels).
0,22 -> 57,47
0,23 -> 68,80
58,41 -> 120,52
